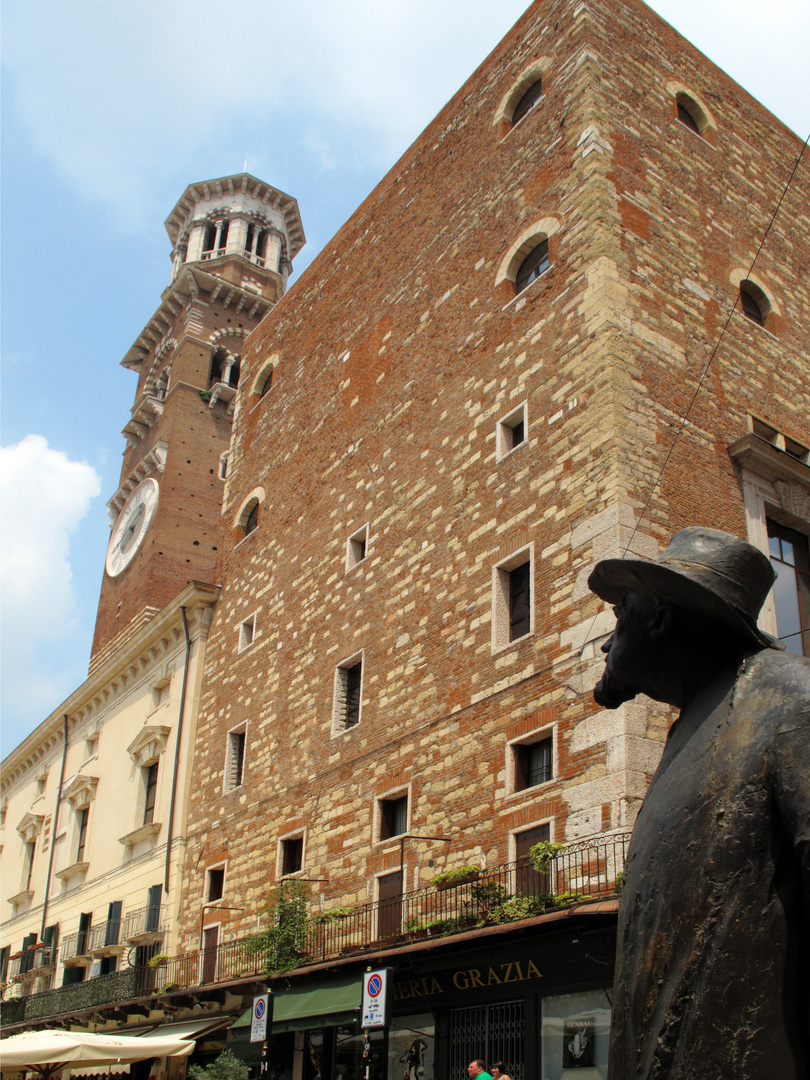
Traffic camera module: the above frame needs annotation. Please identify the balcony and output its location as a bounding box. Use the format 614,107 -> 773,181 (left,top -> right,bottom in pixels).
0,835 -> 627,1032
122,904 -> 165,944
88,921 -> 126,958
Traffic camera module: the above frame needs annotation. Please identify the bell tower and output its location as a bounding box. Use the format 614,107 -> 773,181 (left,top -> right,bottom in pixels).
90,174 -> 305,670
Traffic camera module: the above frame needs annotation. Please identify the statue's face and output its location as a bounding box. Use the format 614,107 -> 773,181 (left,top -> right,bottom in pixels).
594,591 -> 665,709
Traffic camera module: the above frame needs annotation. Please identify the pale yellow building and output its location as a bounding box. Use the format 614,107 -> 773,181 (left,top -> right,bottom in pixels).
1,583 -> 217,1017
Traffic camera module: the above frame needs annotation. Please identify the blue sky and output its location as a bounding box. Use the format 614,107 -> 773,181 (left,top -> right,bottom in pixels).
2,0 -> 809,753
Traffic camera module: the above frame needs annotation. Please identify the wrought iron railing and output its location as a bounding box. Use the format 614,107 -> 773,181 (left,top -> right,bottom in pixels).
122,904 -> 164,940
1,834 -> 628,1030
143,832 -> 629,991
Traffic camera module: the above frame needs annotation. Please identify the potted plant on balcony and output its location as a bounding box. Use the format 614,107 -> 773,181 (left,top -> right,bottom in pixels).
147,953 -> 170,969
430,864 -> 481,891
528,840 -> 565,871
317,905 -> 355,926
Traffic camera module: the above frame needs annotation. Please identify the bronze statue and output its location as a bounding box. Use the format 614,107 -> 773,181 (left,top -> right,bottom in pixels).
589,527 -> 810,1079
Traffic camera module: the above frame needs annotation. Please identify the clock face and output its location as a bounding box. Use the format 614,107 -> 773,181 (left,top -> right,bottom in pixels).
106,478 -> 159,577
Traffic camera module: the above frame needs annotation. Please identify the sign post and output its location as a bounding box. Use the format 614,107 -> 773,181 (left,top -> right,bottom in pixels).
361,968 -> 391,1080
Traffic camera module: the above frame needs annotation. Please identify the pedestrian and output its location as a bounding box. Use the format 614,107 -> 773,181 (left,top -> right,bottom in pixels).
491,1062 -> 512,1080
467,1062 -> 492,1080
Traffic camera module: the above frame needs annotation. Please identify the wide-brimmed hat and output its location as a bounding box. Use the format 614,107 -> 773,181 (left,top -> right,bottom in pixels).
588,527 -> 783,649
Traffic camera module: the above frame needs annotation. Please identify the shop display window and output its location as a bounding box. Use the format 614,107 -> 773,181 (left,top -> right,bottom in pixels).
540,990 -> 610,1079
388,1014 -> 435,1080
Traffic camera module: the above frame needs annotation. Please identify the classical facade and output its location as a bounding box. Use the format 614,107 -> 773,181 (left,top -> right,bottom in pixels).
3,1 -> 809,1078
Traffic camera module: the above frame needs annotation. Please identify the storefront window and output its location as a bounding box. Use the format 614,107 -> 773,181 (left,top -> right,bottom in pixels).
335,1025 -> 385,1080
540,991 -> 610,1079
388,1014 -> 435,1080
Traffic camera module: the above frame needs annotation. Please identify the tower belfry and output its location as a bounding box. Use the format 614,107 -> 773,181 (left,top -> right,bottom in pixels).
90,173 -> 304,670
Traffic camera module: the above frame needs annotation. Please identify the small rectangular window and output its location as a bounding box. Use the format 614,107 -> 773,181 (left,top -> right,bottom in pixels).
514,737 -> 553,791
346,524 -> 369,571
225,727 -> 247,791
25,840 -> 37,889
493,547 -> 533,651
496,403 -> 528,460
143,763 -> 159,825
239,614 -> 256,651
333,654 -> 363,734
379,795 -> 408,841
206,867 -> 225,902
281,837 -> 303,876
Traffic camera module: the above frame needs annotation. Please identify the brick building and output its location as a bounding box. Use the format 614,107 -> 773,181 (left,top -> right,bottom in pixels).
3,0 -> 809,1077
171,0 -> 809,1077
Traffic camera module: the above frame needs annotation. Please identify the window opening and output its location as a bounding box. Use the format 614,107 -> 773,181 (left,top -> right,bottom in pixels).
143,763 -> 158,825
380,795 -> 408,840
76,809 -> 89,862
767,519 -> 810,655
281,837 -> 303,875
207,867 -> 225,902
217,220 -> 230,251
378,870 -> 404,939
497,405 -> 527,459
256,230 -> 268,262
514,737 -> 552,791
226,728 -> 246,789
25,840 -> 36,890
345,663 -> 362,727
512,78 -> 543,125
239,615 -> 256,650
515,240 -> 549,294
347,525 -> 369,570
245,223 -> 255,255
260,368 -> 273,397
509,562 -> 531,640
677,101 -> 700,133
244,502 -> 259,536
203,223 -> 217,253
146,884 -> 162,932
105,901 -> 122,946
740,281 -> 767,325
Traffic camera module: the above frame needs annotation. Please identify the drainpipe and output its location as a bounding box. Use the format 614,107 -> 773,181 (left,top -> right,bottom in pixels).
40,716 -> 69,939
164,606 -> 192,894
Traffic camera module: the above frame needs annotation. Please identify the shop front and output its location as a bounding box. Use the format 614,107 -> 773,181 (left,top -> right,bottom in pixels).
234,913 -> 615,1080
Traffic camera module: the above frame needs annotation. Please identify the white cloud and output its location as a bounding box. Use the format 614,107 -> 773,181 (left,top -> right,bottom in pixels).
0,435 -> 101,729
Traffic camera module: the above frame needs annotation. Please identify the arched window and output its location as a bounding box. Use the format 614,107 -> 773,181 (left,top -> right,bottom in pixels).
677,100 -> 700,134
244,502 -> 259,536
515,239 -> 549,294
209,349 -> 226,388
512,78 -> 543,126
740,280 -> 769,326
203,223 -> 217,253
259,368 -> 273,397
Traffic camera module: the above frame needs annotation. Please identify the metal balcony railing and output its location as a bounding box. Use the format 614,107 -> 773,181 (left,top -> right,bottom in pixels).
1,834 -> 628,1030
122,904 -> 164,941
60,931 -> 91,962
144,833 -> 630,993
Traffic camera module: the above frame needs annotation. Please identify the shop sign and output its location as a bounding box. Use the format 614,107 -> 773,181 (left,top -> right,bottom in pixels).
393,958 -> 542,1002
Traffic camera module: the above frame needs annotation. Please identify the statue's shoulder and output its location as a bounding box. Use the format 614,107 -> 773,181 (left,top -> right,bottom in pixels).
743,648 -> 810,715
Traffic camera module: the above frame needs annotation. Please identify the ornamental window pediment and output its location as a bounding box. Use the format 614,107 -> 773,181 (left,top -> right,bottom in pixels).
127,725 -> 171,769
63,774 -> 99,811
17,813 -> 44,843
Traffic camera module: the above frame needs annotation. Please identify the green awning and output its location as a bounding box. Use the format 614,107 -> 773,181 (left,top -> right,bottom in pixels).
232,974 -> 362,1035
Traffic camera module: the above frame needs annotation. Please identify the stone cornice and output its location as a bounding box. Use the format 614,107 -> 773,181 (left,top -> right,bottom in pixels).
728,433 -> 810,489
121,264 -> 276,371
127,726 -> 171,767
62,773 -> 99,810
16,812 -> 45,841
1,582 -> 219,791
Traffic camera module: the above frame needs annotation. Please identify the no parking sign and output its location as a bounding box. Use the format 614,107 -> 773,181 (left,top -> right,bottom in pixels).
250,993 -> 271,1042
361,968 -> 392,1028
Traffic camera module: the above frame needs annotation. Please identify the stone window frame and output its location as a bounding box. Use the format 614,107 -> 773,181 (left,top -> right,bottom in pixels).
729,269 -> 780,335
506,720 -> 556,799
238,612 -> 258,653
218,451 -> 230,480
374,784 -> 411,846
224,722 -> 248,793
61,775 -> 99,875
496,401 -> 529,461
508,819 -> 556,894
332,650 -> 364,736
234,487 -> 266,543
665,80 -> 717,142
492,543 -> 535,654
346,523 -> 370,572
493,58 -> 551,137
496,217 -> 562,305
205,862 -> 227,903
250,353 -> 279,407
728,421 -> 810,644
278,829 -> 306,878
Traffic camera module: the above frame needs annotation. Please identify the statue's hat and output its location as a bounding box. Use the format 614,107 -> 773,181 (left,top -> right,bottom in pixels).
588,527 -> 783,649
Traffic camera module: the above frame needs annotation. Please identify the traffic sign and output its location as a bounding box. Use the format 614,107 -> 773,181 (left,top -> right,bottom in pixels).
361,968 -> 392,1028
251,993 -> 271,1042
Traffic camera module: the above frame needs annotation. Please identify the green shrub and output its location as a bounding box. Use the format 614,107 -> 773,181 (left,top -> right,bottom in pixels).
189,1050 -> 250,1080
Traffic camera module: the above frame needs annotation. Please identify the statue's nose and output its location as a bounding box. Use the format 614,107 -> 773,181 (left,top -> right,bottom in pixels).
601,636 -> 613,655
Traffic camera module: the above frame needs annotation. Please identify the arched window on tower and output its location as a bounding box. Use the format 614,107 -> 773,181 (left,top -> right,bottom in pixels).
512,78 -> 543,126
740,280 -> 770,326
244,223 -> 255,256
209,349 -> 225,388
255,230 -> 269,265
202,222 -> 217,255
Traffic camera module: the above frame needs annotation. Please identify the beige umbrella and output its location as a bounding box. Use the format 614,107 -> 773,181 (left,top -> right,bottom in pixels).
0,1029 -> 194,1080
